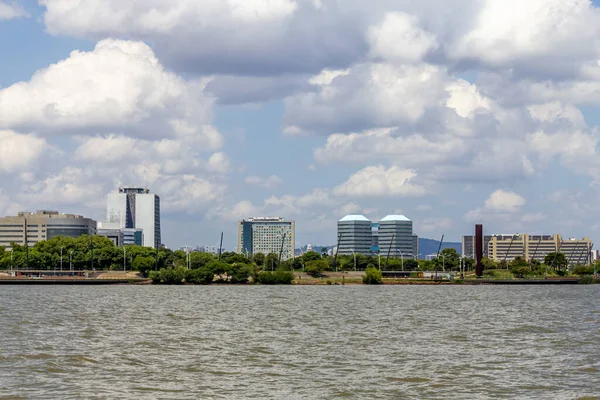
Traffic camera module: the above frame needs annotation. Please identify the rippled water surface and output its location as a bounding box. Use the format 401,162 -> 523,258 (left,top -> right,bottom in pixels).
0,285 -> 599,399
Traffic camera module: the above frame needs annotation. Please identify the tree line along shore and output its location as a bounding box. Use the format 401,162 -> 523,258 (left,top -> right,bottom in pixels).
1,236 -> 598,285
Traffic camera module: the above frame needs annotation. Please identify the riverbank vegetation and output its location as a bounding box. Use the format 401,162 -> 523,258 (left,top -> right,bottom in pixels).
1,237 -> 597,284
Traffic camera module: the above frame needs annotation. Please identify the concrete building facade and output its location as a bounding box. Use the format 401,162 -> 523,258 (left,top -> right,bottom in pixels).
106,188 -> 160,249
464,233 -> 592,265
238,217 -> 295,260
0,210 -> 96,249
337,215 -> 373,255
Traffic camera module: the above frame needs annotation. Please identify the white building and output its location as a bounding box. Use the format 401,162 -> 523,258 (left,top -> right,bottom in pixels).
106,188 -> 161,249
238,217 -> 295,260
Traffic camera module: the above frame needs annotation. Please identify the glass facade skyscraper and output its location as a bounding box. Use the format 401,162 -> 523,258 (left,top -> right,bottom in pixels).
337,215 -> 373,255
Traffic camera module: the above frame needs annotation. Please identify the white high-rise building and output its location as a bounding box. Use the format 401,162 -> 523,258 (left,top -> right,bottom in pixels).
238,217 -> 295,260
106,188 -> 161,249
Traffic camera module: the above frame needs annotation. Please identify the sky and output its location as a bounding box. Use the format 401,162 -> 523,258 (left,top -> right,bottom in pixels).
1,0 -> 600,250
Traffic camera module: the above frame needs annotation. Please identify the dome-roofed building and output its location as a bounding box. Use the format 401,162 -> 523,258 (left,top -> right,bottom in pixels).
378,215 -> 418,258
337,215 -> 372,255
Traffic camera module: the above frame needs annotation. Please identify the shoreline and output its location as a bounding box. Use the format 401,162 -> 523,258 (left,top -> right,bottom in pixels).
0,278 -> 585,285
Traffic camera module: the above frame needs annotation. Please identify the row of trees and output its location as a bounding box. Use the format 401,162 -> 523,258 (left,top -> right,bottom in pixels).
1,236 -> 594,281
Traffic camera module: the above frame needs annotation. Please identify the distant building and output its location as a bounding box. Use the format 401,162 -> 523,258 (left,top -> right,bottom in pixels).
337,215 -> 372,255
0,210 -> 96,249
377,215 -> 417,258
238,217 -> 295,260
463,233 -> 592,265
306,244 -> 313,252
97,222 -> 143,246
463,234 -> 509,259
106,188 -> 161,249
370,222 -> 380,253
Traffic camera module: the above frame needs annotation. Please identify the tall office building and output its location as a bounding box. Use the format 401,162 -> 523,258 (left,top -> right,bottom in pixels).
106,188 -> 161,249
377,215 -> 417,258
337,215 -> 373,255
0,210 -> 96,249
238,217 -> 295,260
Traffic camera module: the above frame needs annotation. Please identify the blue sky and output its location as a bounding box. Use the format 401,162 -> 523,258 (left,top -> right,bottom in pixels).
1,0 -> 600,250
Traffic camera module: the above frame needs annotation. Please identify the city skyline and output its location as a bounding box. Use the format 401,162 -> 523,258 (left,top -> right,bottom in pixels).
1,1 -> 600,250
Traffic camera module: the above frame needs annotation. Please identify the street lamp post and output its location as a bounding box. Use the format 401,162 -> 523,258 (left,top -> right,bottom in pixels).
123,247 -> 127,271
60,247 -> 63,272
352,251 -> 356,271
397,249 -> 404,271
441,254 -> 446,273
69,250 -> 73,272
378,254 -> 381,270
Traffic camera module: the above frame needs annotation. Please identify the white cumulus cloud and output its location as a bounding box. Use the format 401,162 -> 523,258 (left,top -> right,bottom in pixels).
333,165 -> 427,197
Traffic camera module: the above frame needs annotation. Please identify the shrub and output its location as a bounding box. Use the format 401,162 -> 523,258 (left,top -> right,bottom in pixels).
579,275 -> 600,284
573,265 -> 594,276
230,263 -> 253,284
483,269 -> 514,279
363,267 -> 382,284
257,270 -> 294,284
150,266 -> 187,284
305,260 -> 328,277
186,267 -> 214,284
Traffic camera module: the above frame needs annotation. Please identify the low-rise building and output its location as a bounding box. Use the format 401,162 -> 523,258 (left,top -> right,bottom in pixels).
0,210 -> 97,249
465,233 -> 592,265
97,222 -> 143,246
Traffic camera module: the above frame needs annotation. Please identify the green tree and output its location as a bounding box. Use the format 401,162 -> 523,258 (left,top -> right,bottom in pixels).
253,253 -> 265,266
403,259 -> 419,271
363,267 -> 382,284
544,252 -> 568,271
257,270 -> 294,284
462,257 -> 475,271
572,265 -> 594,276
133,256 -> 156,276
229,263 -> 253,284
207,261 -> 232,282
302,251 -> 322,263
190,252 -> 214,269
223,252 -> 249,264
305,259 -> 328,276
265,253 -> 279,270
509,256 -> 530,278
438,248 -> 460,271
481,257 -> 499,270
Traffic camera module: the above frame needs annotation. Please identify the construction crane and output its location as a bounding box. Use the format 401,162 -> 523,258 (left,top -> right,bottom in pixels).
436,235 -> 444,258
385,233 -> 395,269
332,233 -> 343,270
278,232 -> 287,265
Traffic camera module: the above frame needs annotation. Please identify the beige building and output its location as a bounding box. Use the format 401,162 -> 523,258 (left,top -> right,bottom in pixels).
487,234 -> 592,265
0,210 -> 97,249
238,217 -> 295,260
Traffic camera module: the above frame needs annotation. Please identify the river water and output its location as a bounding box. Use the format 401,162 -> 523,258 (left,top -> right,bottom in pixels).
0,285 -> 598,399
